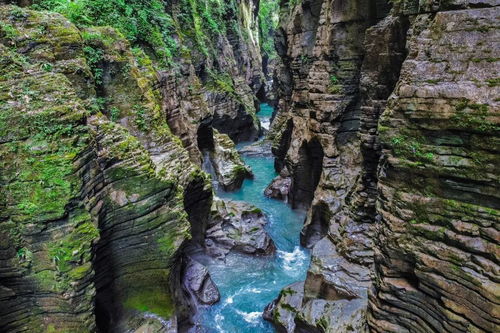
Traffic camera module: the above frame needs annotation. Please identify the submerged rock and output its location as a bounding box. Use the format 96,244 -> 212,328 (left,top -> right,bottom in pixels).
205,198 -> 276,259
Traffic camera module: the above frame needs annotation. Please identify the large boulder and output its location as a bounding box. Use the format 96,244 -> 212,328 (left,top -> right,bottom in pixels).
209,130 -> 253,191
182,257 -> 220,305
205,198 -> 276,258
264,175 -> 292,202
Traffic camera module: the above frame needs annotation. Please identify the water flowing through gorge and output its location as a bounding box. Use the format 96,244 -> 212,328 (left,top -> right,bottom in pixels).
195,104 -> 310,332
2,2 -> 498,332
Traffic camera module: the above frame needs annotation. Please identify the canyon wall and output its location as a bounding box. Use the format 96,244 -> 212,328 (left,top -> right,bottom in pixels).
267,0 -> 499,331
0,0 -> 270,331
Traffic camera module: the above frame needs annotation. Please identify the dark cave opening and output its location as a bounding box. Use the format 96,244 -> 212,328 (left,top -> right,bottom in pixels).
183,175 -> 213,245
290,137 -> 324,209
256,84 -> 267,102
300,202 -> 331,248
196,118 -> 215,152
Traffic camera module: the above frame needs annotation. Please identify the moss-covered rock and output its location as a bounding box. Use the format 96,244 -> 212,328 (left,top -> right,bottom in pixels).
0,4 -> 200,332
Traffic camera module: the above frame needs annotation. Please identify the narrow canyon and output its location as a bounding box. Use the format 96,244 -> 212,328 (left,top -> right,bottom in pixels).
0,0 -> 498,332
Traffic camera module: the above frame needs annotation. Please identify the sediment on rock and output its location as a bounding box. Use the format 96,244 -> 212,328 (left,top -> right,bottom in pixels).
0,5 -> 214,332
369,5 -> 500,332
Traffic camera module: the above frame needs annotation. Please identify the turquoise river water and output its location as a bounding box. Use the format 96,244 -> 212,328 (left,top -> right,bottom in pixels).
196,104 -> 310,332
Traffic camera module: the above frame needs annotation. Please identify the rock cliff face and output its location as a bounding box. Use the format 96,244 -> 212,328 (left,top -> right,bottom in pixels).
0,6 -> 204,331
160,0 -> 265,165
0,1 -> 270,331
268,0 -> 499,331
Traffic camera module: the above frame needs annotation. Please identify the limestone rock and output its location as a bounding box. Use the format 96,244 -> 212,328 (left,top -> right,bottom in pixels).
205,198 -> 276,258
369,7 -> 500,333
183,257 -> 220,305
0,5 -> 201,332
209,130 -> 252,191
263,282 -> 305,332
264,238 -> 371,333
271,0 -> 499,332
264,175 -> 292,202
239,139 -> 274,157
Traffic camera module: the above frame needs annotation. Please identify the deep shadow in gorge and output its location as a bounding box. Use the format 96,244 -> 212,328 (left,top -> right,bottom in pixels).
289,138 -> 324,209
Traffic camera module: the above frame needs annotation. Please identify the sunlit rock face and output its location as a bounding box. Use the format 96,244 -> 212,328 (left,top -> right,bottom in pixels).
267,0 -> 499,331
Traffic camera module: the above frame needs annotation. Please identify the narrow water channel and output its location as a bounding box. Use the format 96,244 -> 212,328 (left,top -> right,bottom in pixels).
195,104 -> 310,332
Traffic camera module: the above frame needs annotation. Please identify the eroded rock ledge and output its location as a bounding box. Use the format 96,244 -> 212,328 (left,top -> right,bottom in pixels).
0,1 -> 270,331
266,0 -> 499,332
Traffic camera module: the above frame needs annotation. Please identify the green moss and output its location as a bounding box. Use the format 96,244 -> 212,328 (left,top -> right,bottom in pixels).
452,98 -> 498,132
486,77 -> 500,87
471,57 -> 498,63
68,262 -> 92,280
124,290 -> 175,318
231,164 -> 250,179
389,134 -> 434,164
317,316 -> 329,331
0,23 -> 19,39
34,269 -> 68,292
281,288 -> 297,297
280,303 -> 297,313
246,207 -> 262,214
206,71 -> 236,95
32,0 -> 178,65
48,216 -> 98,273
157,233 -> 177,257
425,79 -> 439,85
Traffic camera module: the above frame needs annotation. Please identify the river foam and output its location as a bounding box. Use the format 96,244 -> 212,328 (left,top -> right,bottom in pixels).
197,104 -> 310,332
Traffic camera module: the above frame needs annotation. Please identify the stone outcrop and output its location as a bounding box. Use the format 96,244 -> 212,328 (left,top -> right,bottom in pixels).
182,257 -> 220,305
161,0 -> 265,166
207,130 -> 253,192
0,5 -> 211,332
267,0 -> 499,332
0,0 -> 277,330
0,9 -> 99,331
369,5 -> 500,333
265,175 -> 292,202
239,139 -> 274,157
205,198 -> 276,259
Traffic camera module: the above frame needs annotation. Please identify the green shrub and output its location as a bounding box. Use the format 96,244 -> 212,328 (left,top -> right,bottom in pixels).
32,0 -> 178,65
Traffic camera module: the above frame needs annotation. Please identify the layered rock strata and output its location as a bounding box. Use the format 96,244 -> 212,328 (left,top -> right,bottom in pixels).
267,0 -> 499,331
207,130 -> 253,192
0,5 -> 208,332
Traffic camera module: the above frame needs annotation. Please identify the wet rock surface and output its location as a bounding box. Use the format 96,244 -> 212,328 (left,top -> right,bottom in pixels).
264,175 -> 292,202
205,198 -> 276,259
264,238 -> 371,333
238,140 -> 274,157
183,257 -> 220,305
